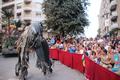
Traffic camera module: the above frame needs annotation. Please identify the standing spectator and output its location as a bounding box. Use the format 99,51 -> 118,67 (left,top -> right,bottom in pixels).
50,36 -> 56,45
111,45 -> 120,73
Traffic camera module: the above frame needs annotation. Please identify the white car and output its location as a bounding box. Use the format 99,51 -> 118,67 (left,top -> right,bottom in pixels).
2,46 -> 18,57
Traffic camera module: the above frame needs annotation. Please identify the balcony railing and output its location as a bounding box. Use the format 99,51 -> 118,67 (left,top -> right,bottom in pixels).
2,0 -> 15,7
2,0 -> 14,3
110,0 -> 117,10
110,5 -> 117,11
23,14 -> 32,20
110,23 -> 119,30
23,17 -> 32,20
111,11 -> 118,22
24,0 -> 31,3
23,6 -> 31,12
16,9 -> 22,13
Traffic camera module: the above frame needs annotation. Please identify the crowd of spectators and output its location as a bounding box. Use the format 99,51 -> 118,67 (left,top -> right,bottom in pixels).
47,35 -> 120,75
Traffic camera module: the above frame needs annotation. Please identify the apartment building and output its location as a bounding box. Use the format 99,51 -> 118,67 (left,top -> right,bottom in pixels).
99,0 -> 111,36
2,0 -> 45,24
99,0 -> 120,37
0,0 -> 2,30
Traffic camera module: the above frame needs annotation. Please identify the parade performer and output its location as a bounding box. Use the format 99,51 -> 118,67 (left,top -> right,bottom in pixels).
15,22 -> 52,80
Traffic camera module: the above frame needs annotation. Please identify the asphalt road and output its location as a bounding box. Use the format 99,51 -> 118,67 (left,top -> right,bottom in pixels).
0,54 -> 85,80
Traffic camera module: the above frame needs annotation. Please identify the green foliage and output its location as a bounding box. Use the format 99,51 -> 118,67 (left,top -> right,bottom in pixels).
2,8 -> 13,26
43,0 -> 89,35
2,9 -> 13,19
3,36 -> 16,48
15,20 -> 22,28
109,28 -> 120,37
2,9 -> 18,48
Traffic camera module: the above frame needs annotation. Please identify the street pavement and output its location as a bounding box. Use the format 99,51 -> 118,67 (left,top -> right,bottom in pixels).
0,54 -> 85,80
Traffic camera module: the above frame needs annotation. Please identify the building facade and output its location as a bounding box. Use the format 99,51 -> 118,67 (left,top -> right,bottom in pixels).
0,0 -> 2,30
2,0 -> 45,24
99,0 -> 120,37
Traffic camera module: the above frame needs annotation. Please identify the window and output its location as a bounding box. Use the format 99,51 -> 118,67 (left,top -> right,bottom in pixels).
17,6 -> 21,9
17,12 -> 21,16
111,16 -> 118,22
36,12 -> 41,16
17,3 -> 22,9
110,0 -> 113,3
110,5 -> 117,11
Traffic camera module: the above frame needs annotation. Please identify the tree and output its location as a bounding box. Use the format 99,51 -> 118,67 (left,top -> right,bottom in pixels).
2,8 -> 15,48
43,0 -> 89,36
2,8 -> 13,31
15,20 -> 22,28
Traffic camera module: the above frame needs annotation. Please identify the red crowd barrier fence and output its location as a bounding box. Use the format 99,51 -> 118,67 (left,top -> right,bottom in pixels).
72,54 -> 84,73
59,50 -> 65,63
63,51 -> 73,68
49,49 -> 120,80
94,60 -> 120,80
49,49 -> 59,60
84,56 -> 95,80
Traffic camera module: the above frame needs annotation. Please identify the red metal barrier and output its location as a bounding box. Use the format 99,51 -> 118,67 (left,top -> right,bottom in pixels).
59,50 -> 65,64
49,49 -> 59,60
85,56 -> 120,80
85,56 -> 95,80
94,61 -> 120,80
72,54 -> 84,73
63,52 -> 73,68
49,49 -> 120,80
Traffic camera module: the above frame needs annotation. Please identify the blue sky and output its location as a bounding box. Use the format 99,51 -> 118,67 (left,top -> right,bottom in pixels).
85,0 -> 102,38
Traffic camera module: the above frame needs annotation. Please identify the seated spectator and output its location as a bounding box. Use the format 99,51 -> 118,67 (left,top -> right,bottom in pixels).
76,44 -> 85,54
99,47 -> 112,68
90,51 -> 97,62
58,42 -> 64,50
63,42 -> 68,51
50,36 -> 56,45
86,47 -> 92,57
111,47 -> 120,75
68,44 -> 76,53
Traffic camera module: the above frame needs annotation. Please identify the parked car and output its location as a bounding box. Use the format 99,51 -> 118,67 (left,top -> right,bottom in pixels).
0,33 -> 4,52
2,31 -> 19,57
2,46 -> 18,57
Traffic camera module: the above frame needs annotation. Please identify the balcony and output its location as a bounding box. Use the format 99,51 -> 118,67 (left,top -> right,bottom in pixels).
110,0 -> 117,11
16,9 -> 22,13
111,11 -> 118,22
23,16 -> 31,21
2,0 -> 15,8
23,14 -> 32,21
24,0 -> 31,3
23,6 -> 31,12
110,5 -> 117,11
105,19 -> 110,27
110,23 -> 119,31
